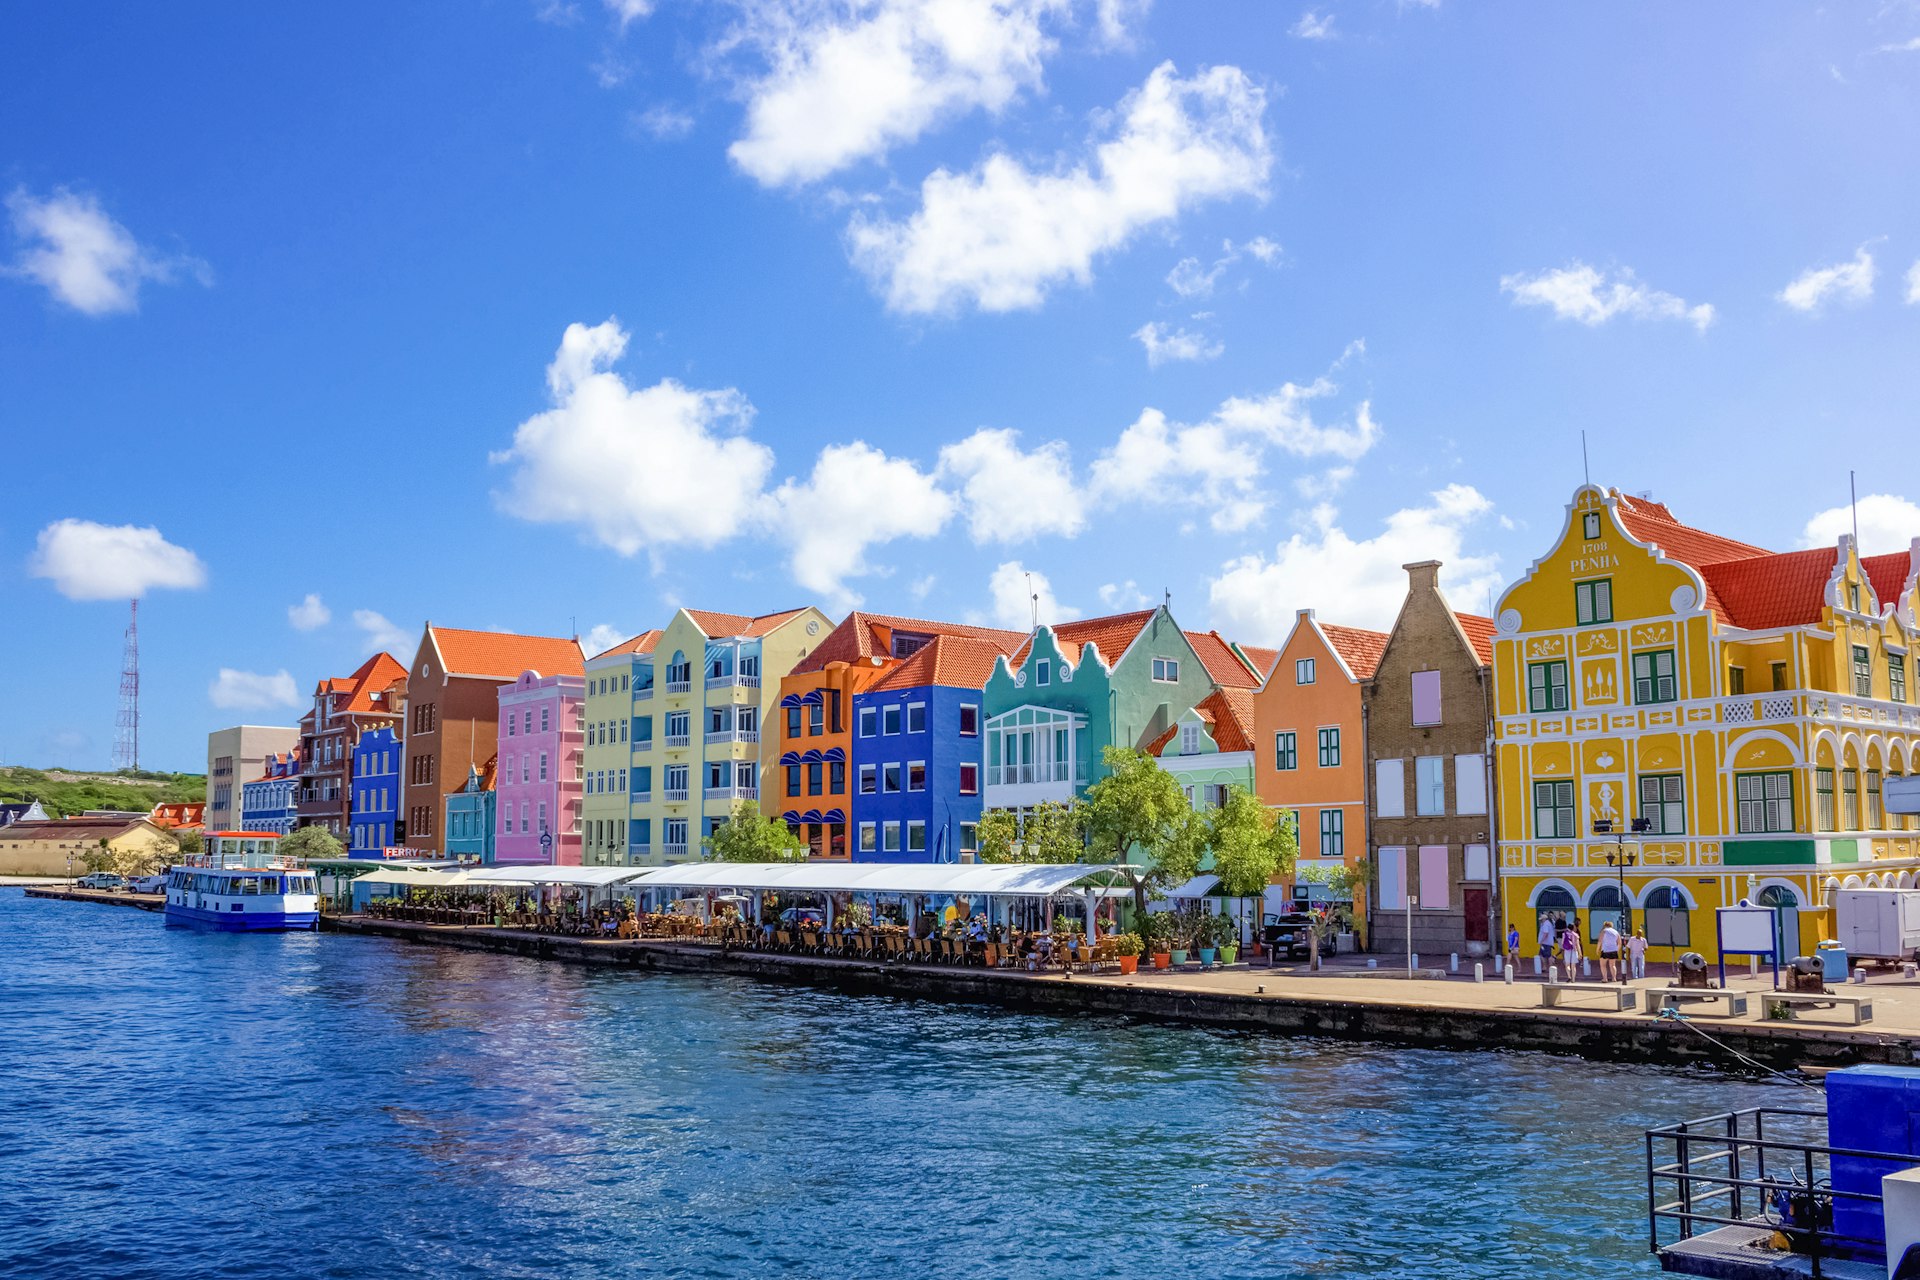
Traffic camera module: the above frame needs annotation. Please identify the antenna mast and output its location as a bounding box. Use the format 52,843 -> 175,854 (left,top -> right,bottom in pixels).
114,600 -> 140,772
1027,572 -> 1038,630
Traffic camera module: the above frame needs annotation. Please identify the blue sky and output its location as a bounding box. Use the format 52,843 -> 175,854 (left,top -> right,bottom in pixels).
3,1 -> 1918,772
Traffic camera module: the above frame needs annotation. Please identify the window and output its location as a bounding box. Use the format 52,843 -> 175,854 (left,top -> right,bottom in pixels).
959,704 -> 979,736
908,761 -> 926,792
1739,772 -> 1795,834
524,711 -> 533,734
1414,756 -> 1446,816
859,764 -> 877,795
1638,774 -> 1685,835
540,707 -> 550,733
829,762 -> 845,794
1771,662 -> 1788,692
1317,727 -> 1340,767
859,823 -> 877,853
1815,768 -> 1836,830
1842,769 -> 1860,829
883,822 -> 901,852
959,764 -> 978,795
539,752 -> 549,782
1582,510 -> 1601,539
785,765 -> 801,797
1273,732 -> 1296,771
506,715 -> 516,737
1533,780 -> 1575,839
1631,650 -> 1677,704
907,822 -> 926,853
1849,582 -> 1862,613
1151,657 -> 1179,682
960,823 -> 978,854
1575,578 -> 1613,625
1319,808 -> 1344,858
1034,659 -> 1051,686
1180,724 -> 1201,755
1867,770 -> 1883,829
1378,846 -> 1406,910
1854,646 -> 1874,698
907,703 -> 926,734
858,707 -> 877,737
1417,846 -> 1449,912
808,702 -> 824,735
883,764 -> 901,794
666,711 -> 689,740
787,707 -> 803,739
1411,670 -> 1442,726
1375,759 -> 1405,818
537,801 -> 548,833
883,706 -> 901,735
1455,754 -> 1488,816
1645,886 -> 1691,948
806,763 -> 823,796
1526,660 -> 1568,713
1893,655 -> 1909,704
1728,666 -> 1745,696
1296,658 -> 1316,685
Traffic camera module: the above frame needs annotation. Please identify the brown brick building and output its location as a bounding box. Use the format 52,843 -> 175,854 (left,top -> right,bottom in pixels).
401,626 -> 584,854
295,652 -> 407,838
1365,561 -> 1501,959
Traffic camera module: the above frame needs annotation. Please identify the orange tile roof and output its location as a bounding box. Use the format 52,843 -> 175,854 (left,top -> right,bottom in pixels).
1320,622 -> 1390,680
794,612 -> 1025,675
1146,687 -> 1256,756
869,634 -> 1011,692
1698,547 -> 1838,630
684,608 -> 812,639
1009,609 -> 1157,671
339,652 -> 408,714
1183,630 -> 1263,689
1456,613 -> 1497,665
1864,552 -> 1915,614
149,802 -> 205,829
1239,645 -> 1280,679
430,627 -> 584,680
1611,490 -> 1772,619
589,629 -> 663,661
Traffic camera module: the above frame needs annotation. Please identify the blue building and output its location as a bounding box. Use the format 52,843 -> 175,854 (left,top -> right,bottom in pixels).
348,725 -> 402,857
239,750 -> 301,834
443,758 -> 497,864
849,636 -> 1000,863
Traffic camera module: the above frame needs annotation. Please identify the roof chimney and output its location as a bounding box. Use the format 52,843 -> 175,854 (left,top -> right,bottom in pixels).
1404,560 -> 1442,592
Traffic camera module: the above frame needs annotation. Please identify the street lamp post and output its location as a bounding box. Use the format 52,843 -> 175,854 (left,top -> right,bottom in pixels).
1594,817 -> 1651,984
1406,893 -> 1418,978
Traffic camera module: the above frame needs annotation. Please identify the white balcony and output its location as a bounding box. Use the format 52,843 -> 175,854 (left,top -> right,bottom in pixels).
634,738 -> 653,752
704,728 -> 761,745
714,784 -> 758,801
709,673 -> 760,690
633,686 -> 654,701
665,680 -> 692,694
665,734 -> 691,748
661,842 -> 689,859
631,792 -> 652,805
664,788 -> 690,802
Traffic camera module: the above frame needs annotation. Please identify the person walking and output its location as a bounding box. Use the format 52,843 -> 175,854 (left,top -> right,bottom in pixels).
1597,920 -> 1621,982
1506,922 -> 1521,973
1537,914 -> 1558,975
1627,928 -> 1648,981
1560,921 -> 1582,980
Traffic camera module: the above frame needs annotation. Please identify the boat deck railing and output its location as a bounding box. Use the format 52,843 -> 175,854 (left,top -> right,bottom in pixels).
1647,1104 -> 1920,1277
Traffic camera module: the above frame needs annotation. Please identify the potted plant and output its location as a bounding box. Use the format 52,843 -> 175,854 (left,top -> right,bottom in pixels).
1112,931 -> 1143,975
1170,900 -> 1208,967
1197,910 -> 1219,967
1140,910 -> 1174,970
1214,913 -> 1240,966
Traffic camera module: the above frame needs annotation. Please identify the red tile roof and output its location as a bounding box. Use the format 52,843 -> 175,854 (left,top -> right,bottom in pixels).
1864,552 -> 1915,615
1320,622 -> 1390,680
1698,547 -> 1838,630
1611,490 -> 1772,619
149,803 -> 205,829
794,612 -> 1025,676
869,634 -> 1011,692
1456,613 -> 1497,665
684,608 -> 812,639
1183,630 -> 1263,689
430,627 -> 584,680
1146,687 -> 1257,756
1239,645 -> 1280,680
337,652 -> 408,714
589,629 -> 663,661
1009,610 -> 1157,671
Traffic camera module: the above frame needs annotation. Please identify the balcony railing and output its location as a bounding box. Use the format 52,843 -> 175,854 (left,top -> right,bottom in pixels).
661,842 -> 689,859
705,728 -> 761,745
714,784 -> 758,801
633,686 -> 654,701
709,673 -> 760,690
633,738 -> 653,753
628,844 -> 651,861
631,791 -> 652,805
665,734 -> 691,748
663,788 -> 690,802
985,763 -> 1078,787
665,680 -> 692,694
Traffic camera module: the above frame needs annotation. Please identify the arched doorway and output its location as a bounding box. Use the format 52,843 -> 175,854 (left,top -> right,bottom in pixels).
1587,883 -> 1626,941
1644,885 -> 1691,949
1757,884 -> 1801,958
1533,885 -> 1575,926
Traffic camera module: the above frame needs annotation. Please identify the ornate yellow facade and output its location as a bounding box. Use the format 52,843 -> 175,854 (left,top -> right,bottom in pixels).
1492,485 -> 1920,962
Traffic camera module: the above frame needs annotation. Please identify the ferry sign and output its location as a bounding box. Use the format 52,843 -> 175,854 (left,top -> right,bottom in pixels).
380,847 -> 412,860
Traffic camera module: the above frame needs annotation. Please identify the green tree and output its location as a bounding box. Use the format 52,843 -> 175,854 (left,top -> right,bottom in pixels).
80,840 -> 115,874
1080,746 -> 1201,913
1207,785 -> 1297,946
173,829 -> 205,855
703,802 -> 807,862
977,800 -> 1084,864
280,826 -> 345,861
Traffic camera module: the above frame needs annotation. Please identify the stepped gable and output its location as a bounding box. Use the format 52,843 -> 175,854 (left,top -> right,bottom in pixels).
792,612 -> 1025,675
1320,623 -> 1389,680
868,634 -> 1011,692
1009,609 -> 1157,671
430,627 -> 585,679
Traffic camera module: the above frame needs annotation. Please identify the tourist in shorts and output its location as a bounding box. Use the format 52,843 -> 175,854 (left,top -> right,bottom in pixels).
1506,923 -> 1521,973
1597,920 -> 1621,981
1560,922 -> 1581,979
1537,915 -> 1557,974
1627,928 -> 1648,980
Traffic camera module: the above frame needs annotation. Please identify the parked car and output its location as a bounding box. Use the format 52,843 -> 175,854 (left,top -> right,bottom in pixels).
1262,912 -> 1316,959
128,874 -> 169,894
77,873 -> 126,891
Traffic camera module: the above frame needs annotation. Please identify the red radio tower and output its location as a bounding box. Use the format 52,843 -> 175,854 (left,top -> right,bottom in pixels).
114,600 -> 140,772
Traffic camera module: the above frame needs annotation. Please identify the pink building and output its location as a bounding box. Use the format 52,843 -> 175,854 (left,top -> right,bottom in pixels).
495,669 -> 586,865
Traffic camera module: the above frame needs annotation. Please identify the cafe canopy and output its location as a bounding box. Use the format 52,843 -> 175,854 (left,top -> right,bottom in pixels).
459,865 -> 655,889
625,861 -> 1138,899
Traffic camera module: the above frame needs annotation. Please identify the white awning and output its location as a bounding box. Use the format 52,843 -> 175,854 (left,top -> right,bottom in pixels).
624,861 -> 1137,898
349,867 -> 466,888
1161,874 -> 1222,898
459,865 -> 656,888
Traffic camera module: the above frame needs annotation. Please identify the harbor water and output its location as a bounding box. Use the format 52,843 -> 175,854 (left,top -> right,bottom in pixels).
0,889 -> 1790,1279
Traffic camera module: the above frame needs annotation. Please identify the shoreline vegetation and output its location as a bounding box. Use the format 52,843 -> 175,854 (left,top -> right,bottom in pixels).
0,765 -> 206,817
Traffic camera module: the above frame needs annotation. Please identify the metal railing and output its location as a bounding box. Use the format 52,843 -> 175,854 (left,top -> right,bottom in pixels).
1647,1105 -> 1919,1277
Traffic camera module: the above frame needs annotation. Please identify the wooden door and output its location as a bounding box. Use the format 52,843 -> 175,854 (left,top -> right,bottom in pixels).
1462,887 -> 1490,944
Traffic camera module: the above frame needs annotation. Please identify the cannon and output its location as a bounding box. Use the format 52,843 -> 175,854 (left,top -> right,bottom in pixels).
1675,951 -> 1712,988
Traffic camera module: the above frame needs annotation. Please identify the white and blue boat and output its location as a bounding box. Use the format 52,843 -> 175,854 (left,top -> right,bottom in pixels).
163,832 -> 319,932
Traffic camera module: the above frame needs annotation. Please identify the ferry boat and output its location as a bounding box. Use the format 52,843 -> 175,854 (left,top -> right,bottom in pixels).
163,832 -> 319,931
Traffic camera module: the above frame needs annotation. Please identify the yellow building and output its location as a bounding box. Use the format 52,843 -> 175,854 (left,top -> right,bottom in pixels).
1492,486 -> 1920,962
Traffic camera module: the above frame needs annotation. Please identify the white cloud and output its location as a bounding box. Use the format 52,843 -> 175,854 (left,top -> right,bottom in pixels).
209,668 -> 301,711
605,0 -> 652,26
1166,254 -> 1225,298
1801,493 -> 1920,555
583,623 -> 629,655
1500,262 -> 1714,332
1291,10 -> 1335,38
766,441 -> 955,608
1876,37 -> 1920,53
937,427 -> 1086,542
1098,579 -> 1149,609
985,560 -> 1079,630
1208,484 -> 1503,639
631,105 -> 695,139
288,594 -> 331,631
909,573 -> 937,600
1778,245 -> 1875,312
848,61 -> 1270,313
1239,234 -> 1281,264
28,519 -> 208,601
1133,320 -> 1223,367
1092,0 -> 1150,45
353,610 -> 414,655
492,320 -> 777,558
5,187 -> 208,316
725,0 -> 1066,187
1905,258 -> 1920,305
1091,355 -> 1380,530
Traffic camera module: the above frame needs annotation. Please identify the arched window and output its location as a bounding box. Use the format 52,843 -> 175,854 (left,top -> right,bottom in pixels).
1533,885 -> 1575,925
1644,885 -> 1690,948
1757,884 -> 1800,959
1587,883 -> 1626,941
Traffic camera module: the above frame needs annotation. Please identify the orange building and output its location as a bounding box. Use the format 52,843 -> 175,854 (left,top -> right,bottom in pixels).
1252,610 -> 1388,909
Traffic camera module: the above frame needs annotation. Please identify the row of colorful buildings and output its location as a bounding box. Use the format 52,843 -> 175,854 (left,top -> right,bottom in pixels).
209,485 -> 1920,961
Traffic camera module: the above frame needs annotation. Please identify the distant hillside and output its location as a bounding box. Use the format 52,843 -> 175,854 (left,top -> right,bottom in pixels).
0,766 -> 206,819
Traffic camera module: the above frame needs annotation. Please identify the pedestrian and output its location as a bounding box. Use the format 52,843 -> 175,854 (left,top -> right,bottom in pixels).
1561,922 -> 1581,979
1597,920 -> 1621,981
1506,921 -> 1521,973
1627,928 -> 1648,981
1537,914 -> 1557,973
